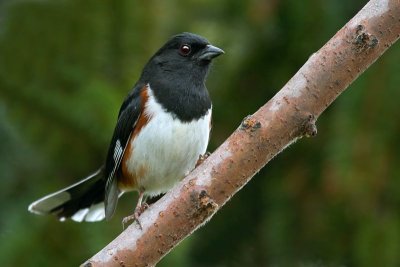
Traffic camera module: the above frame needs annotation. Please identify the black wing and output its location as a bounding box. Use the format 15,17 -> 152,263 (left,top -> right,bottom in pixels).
104,83 -> 145,220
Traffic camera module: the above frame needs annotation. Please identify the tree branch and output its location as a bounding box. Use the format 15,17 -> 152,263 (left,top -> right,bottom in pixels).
83,1 -> 400,266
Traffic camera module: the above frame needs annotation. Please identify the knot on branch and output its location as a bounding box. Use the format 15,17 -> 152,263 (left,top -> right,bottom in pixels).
301,114 -> 318,138
240,115 -> 261,132
189,190 -> 218,222
354,24 -> 378,52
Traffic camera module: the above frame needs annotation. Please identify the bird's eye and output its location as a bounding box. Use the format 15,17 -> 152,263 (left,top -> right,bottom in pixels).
179,44 -> 191,56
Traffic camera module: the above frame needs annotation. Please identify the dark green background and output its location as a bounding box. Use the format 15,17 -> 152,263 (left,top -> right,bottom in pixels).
1,0 -> 399,266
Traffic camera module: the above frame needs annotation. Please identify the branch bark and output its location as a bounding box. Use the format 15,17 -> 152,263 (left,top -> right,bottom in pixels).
83,1 -> 400,266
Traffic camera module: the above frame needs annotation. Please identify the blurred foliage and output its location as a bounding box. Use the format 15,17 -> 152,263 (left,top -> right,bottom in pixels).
0,0 -> 399,266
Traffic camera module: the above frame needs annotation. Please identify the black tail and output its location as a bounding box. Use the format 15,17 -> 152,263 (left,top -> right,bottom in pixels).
28,168 -> 108,222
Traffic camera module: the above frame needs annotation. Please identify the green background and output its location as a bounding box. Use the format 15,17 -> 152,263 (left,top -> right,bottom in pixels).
1,0 -> 400,266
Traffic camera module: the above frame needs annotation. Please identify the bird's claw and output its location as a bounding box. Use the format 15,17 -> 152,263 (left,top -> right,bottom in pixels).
196,152 -> 211,167
122,203 -> 149,230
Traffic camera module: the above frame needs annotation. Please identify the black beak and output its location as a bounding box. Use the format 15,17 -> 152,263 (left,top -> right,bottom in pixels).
198,44 -> 225,61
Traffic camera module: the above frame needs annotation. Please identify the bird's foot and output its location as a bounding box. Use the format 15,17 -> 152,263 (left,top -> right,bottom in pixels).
196,152 -> 211,167
122,203 -> 149,230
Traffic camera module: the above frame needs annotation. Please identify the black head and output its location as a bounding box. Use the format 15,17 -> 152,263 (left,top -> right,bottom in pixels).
141,32 -> 224,85
139,32 -> 224,122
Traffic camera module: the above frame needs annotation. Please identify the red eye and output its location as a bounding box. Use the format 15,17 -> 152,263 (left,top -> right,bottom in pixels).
179,44 -> 191,56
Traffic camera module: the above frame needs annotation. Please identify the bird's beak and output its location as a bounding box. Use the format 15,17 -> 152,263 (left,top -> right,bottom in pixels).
198,44 -> 225,61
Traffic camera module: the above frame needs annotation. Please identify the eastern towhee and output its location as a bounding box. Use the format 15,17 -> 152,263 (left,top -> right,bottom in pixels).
28,32 -> 224,223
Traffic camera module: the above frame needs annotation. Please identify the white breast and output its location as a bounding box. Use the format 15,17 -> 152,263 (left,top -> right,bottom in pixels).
124,86 -> 211,196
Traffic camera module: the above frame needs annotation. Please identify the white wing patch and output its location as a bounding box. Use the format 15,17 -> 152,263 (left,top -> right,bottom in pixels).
114,140 -> 123,162
106,135 -> 130,190
106,114 -> 140,190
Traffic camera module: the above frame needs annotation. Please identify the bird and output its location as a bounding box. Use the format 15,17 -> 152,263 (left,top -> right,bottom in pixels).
28,32 -> 224,224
